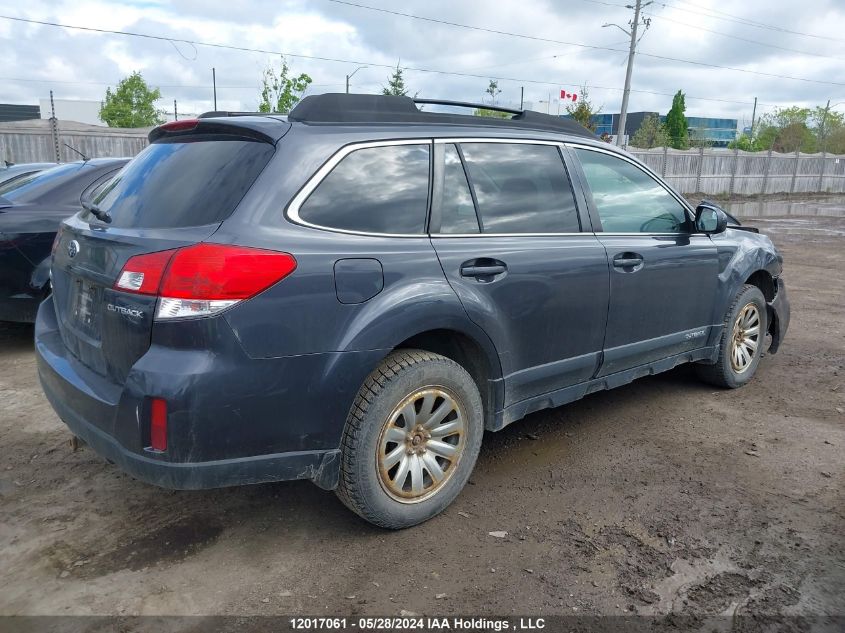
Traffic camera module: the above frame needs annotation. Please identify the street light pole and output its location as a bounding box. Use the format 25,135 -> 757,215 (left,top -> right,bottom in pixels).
346,66 -> 367,94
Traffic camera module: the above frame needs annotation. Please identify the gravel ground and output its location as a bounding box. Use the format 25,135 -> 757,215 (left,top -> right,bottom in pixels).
0,206 -> 843,622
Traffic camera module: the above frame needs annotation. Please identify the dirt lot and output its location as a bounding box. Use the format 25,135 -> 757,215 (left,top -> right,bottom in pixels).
1,202 -> 843,622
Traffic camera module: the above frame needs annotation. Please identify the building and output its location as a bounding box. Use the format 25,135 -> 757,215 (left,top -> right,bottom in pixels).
0,104 -> 41,123
570,111 -> 739,147
39,99 -> 104,126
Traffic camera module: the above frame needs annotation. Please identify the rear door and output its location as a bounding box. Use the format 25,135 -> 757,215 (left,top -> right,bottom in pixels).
51,129 -> 277,383
569,145 -> 719,376
430,140 -> 609,406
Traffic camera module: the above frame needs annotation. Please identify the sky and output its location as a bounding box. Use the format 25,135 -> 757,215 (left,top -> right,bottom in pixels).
1,0 -> 844,126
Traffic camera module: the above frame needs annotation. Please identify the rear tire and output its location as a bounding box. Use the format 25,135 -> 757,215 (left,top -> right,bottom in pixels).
336,350 -> 483,529
697,284 -> 767,389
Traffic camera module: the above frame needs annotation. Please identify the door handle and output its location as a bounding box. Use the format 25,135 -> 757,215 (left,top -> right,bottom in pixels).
461,264 -> 507,277
612,253 -> 644,269
459,259 -> 508,280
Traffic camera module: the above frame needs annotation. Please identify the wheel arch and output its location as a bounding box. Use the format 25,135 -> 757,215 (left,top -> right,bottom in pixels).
392,328 -> 504,431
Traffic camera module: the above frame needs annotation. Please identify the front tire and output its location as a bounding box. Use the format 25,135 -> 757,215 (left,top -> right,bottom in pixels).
336,350 -> 483,529
697,284 -> 768,388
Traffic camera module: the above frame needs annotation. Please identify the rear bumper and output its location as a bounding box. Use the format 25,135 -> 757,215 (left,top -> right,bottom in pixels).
767,278 -> 790,354
0,295 -> 41,323
40,372 -> 340,490
35,295 -> 384,490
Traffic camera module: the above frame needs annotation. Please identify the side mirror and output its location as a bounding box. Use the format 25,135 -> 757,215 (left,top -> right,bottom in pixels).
695,203 -> 728,234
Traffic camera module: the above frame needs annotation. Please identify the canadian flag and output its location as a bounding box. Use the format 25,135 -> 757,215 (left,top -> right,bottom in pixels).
560,90 -> 578,102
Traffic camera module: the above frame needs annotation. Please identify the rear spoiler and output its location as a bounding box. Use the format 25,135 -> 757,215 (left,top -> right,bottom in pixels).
148,117 -> 290,145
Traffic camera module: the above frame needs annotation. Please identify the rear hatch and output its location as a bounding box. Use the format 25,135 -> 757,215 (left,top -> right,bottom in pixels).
51,119 -> 283,383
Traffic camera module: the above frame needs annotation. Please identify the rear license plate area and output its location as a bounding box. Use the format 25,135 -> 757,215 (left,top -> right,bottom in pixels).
69,278 -> 102,339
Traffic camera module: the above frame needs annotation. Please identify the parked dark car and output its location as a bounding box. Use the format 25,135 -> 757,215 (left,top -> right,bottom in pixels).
0,158 -> 128,322
36,95 -> 789,528
0,162 -> 57,188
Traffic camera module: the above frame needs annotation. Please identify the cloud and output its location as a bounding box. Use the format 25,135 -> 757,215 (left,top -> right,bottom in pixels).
2,0 -> 844,123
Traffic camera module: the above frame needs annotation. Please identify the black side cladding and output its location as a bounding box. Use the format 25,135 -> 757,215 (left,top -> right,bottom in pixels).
288,93 -> 598,138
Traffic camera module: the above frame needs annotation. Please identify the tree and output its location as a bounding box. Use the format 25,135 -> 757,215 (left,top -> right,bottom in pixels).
382,62 -> 410,96
565,84 -> 600,131
484,79 -> 501,105
99,71 -> 165,128
630,114 -> 668,148
473,79 -> 509,118
665,90 -> 688,149
258,57 -> 312,113
728,133 -> 760,151
473,107 -> 511,119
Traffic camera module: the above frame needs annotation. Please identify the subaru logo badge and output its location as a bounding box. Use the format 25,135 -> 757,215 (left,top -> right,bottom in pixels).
67,240 -> 80,258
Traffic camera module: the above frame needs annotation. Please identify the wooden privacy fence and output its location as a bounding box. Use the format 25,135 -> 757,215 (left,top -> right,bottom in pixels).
629,146 -> 845,196
0,119 -> 149,165
3,119 -> 845,196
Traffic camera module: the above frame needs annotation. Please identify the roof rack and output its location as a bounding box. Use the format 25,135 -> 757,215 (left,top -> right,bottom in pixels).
286,94 -> 596,138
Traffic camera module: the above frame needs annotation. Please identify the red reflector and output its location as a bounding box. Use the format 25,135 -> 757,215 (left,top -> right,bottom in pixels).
159,118 -> 199,132
160,244 -> 297,300
150,398 -> 167,451
114,249 -> 178,295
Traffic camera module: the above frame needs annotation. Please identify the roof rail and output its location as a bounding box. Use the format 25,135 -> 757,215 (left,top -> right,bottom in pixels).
287,93 -> 596,139
198,110 -> 283,118
414,98 -> 522,116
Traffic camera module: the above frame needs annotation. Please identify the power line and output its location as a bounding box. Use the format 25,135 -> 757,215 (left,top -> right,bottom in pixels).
0,15 -> 809,107
576,0 -> 842,56
654,0 -> 845,43
0,74 -> 776,109
644,13 -> 844,60
320,0 -> 845,86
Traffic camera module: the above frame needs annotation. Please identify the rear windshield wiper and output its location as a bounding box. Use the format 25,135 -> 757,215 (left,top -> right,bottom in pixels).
81,199 -> 111,224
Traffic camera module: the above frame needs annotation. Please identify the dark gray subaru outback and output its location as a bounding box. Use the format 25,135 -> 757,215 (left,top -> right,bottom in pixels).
36,94 -> 789,528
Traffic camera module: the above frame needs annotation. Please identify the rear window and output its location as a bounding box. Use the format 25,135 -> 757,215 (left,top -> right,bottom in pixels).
0,163 -> 85,202
297,144 -> 431,234
85,137 -> 275,228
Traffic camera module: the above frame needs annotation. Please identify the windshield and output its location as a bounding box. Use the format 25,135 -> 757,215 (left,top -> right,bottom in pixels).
83,137 -> 275,229
0,163 -> 87,202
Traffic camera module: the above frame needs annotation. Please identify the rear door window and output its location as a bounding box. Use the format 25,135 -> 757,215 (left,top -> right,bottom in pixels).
459,143 -> 580,233
296,143 -> 431,234
439,144 -> 480,234
85,137 -> 275,228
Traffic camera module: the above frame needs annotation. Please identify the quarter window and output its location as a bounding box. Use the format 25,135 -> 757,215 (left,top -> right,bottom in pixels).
459,143 -> 580,233
575,149 -> 689,233
298,144 -> 431,234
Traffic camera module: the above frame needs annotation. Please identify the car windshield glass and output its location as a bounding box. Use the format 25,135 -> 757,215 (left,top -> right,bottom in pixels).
0,163 -> 85,201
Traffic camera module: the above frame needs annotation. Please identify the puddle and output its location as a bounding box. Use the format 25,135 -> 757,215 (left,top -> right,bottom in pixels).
725,197 -> 845,219
51,516 -> 225,579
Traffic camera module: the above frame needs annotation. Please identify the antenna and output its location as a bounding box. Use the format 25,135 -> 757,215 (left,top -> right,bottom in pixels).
63,143 -> 89,162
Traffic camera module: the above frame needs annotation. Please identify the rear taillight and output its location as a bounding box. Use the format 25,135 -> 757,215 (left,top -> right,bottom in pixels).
115,249 -> 177,295
114,244 -> 297,320
150,398 -> 167,451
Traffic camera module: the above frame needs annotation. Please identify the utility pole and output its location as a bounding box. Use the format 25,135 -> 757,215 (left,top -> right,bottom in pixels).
820,99 -> 831,153
604,0 -> 651,146
174,99 -> 178,121
212,68 -> 217,110
520,86 -> 524,110
49,90 -> 60,163
750,97 -> 757,138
